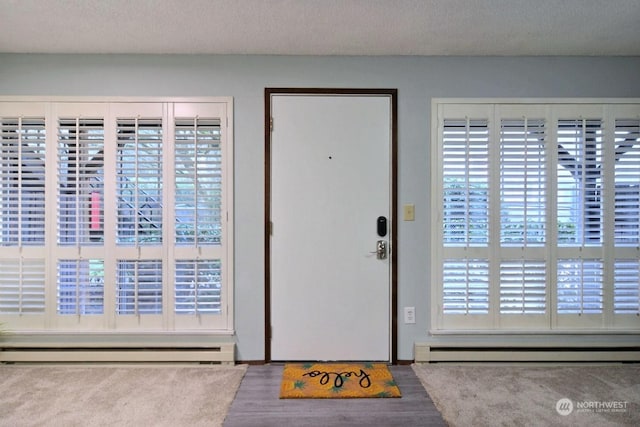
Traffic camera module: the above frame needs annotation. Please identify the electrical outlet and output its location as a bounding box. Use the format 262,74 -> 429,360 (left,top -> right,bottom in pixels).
404,306 -> 416,324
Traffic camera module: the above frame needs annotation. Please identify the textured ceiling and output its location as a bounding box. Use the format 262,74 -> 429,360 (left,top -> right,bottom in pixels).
1,0 -> 639,56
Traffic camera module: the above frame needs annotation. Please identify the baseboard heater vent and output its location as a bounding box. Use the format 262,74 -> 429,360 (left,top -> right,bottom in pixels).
415,343 -> 640,363
0,344 -> 235,364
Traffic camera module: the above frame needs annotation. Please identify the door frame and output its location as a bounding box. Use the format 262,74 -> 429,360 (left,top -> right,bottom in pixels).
264,88 -> 398,363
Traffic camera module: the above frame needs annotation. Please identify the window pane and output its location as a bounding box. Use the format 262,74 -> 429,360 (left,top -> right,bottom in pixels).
175,259 -> 221,315
557,119 -> 603,245
443,259 -> 489,314
557,259 -> 603,314
57,259 -> 104,315
175,118 -> 222,246
442,119 -> 489,246
0,117 -> 46,246
500,260 -> 546,314
116,118 -> 163,245
57,118 -> 105,245
614,119 -> 640,246
116,260 -> 163,315
500,119 -> 546,245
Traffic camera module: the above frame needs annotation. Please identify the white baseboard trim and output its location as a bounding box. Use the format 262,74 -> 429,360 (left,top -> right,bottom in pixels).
0,333 -> 236,364
415,342 -> 640,363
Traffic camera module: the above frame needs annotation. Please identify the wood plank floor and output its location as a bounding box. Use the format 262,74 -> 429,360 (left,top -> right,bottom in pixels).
223,364 -> 446,426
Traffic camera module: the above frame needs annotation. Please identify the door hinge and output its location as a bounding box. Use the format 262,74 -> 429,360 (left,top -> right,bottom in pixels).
269,221 -> 273,235
270,117 -> 273,132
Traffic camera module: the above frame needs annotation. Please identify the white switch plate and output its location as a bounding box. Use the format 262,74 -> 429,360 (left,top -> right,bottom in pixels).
404,306 -> 416,324
403,204 -> 415,221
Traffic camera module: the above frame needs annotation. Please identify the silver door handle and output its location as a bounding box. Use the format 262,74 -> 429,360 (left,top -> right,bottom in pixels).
373,240 -> 387,260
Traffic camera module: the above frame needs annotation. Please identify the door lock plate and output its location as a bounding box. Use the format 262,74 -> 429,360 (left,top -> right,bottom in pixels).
376,240 -> 387,260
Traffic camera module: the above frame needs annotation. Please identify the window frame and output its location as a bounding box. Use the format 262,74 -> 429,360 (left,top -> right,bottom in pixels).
0,97 -> 234,334
431,98 -> 640,334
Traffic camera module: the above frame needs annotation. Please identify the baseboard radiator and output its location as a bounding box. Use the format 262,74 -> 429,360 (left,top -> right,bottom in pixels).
415,343 -> 640,363
0,335 -> 235,364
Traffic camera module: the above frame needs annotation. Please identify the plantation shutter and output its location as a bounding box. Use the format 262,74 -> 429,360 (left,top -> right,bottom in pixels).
116,260 -> 163,315
442,118 -> 490,246
172,103 -> 229,329
612,112 -> 640,325
438,104 -> 492,328
53,104 -> 108,329
56,259 -> 104,315
0,98 -> 233,334
113,109 -> 165,325
442,259 -> 489,314
0,117 -> 47,246
435,101 -> 639,332
57,117 -> 105,246
0,258 -> 45,315
116,117 -> 163,246
0,109 -> 47,326
174,117 -> 222,246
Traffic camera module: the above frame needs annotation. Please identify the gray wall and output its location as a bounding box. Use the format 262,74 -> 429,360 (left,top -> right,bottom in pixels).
1,54 -> 639,360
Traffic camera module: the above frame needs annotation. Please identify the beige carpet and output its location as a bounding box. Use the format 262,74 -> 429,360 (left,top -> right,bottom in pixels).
412,363 -> 640,427
0,364 -> 247,427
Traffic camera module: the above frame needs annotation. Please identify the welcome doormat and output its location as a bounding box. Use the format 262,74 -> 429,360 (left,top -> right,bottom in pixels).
279,363 -> 401,399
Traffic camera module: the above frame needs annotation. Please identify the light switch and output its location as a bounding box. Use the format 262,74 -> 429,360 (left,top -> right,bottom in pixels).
403,204 -> 415,221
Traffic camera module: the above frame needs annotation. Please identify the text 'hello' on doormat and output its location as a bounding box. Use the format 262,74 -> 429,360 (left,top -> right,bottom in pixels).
279,363 -> 401,399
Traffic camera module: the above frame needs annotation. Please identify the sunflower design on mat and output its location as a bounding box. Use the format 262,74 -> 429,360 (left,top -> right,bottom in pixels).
280,363 -> 401,398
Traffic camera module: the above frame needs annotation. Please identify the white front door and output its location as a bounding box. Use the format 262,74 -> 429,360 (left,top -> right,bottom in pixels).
268,93 -> 394,361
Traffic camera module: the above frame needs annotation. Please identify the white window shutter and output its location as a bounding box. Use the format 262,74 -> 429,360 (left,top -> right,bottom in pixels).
174,118 -> 222,246
435,100 -> 639,332
500,118 -> 546,246
116,260 -> 163,315
443,259 -> 489,314
499,260 -> 546,314
556,119 -> 604,246
57,117 -> 105,246
0,259 -> 45,314
1,97 -> 233,333
116,118 -> 163,245
57,259 -> 105,315
614,118 -> 640,245
175,259 -> 222,315
442,118 -> 490,246
0,117 -> 46,246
